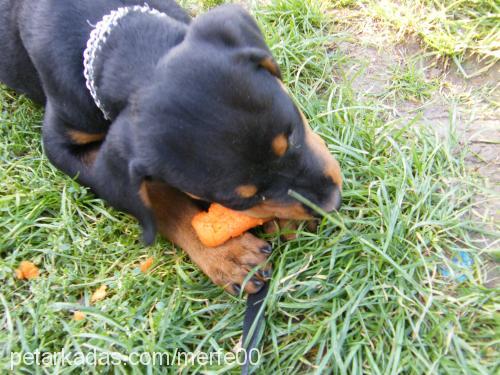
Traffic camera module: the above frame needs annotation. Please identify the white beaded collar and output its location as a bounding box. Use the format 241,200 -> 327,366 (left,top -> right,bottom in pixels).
83,4 -> 167,120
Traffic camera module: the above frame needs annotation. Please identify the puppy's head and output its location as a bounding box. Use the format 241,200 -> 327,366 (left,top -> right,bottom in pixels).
132,5 -> 342,220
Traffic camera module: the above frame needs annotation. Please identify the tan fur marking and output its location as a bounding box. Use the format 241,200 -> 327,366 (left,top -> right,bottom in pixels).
260,57 -> 281,79
243,200 -> 312,220
325,158 -> 343,191
272,133 -> 288,157
138,182 -> 151,208
300,111 -> 343,189
235,184 -> 258,198
68,130 -> 105,145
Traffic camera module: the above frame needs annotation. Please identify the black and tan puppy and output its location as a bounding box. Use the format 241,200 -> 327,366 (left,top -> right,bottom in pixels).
0,0 -> 342,294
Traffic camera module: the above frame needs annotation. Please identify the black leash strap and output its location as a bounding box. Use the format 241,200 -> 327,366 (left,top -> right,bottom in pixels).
241,282 -> 269,375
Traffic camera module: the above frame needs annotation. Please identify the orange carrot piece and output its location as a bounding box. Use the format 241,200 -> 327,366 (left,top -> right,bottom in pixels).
139,257 -> 154,273
191,203 -> 267,247
15,261 -> 39,280
73,311 -> 86,321
90,285 -> 107,303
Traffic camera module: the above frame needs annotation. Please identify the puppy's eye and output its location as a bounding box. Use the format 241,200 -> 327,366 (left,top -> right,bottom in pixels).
271,133 -> 289,157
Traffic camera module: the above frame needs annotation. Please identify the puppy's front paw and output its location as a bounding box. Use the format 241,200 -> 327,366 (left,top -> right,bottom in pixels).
203,233 -> 272,295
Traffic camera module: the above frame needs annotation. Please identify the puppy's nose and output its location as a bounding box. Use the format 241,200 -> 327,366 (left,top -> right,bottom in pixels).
321,187 -> 342,213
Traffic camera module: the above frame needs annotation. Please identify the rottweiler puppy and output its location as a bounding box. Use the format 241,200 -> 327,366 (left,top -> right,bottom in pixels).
0,0 -> 342,294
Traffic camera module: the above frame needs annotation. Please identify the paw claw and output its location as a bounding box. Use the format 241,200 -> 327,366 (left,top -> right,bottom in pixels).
232,283 -> 242,295
258,268 -> 272,280
260,244 -> 273,254
251,277 -> 264,288
201,233 -> 272,295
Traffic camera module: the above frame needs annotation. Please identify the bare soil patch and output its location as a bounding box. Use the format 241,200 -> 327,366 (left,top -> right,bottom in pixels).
329,8 -> 499,285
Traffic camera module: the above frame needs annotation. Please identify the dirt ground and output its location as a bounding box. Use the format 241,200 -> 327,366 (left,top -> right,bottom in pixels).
336,33 -> 499,208
329,9 -> 499,287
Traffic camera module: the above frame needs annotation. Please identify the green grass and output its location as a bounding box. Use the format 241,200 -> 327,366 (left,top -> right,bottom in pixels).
199,0 -> 226,10
386,59 -> 439,103
1,0 -> 498,373
361,0 -> 500,76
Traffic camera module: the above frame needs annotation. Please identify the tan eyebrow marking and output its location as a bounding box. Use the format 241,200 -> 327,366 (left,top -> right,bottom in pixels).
300,110 -> 343,189
235,184 -> 258,198
138,182 -> 151,208
259,57 -> 281,79
272,133 -> 288,157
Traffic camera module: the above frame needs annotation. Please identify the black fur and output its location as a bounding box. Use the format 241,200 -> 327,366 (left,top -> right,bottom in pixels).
0,0 -> 341,244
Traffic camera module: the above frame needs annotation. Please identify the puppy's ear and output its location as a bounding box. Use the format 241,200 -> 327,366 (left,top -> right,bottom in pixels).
129,160 -> 157,245
188,5 -> 263,46
236,48 -> 282,79
186,5 -> 281,78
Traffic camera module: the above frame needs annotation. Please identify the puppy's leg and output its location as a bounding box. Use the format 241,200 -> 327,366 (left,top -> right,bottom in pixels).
42,101 -> 103,187
145,181 -> 272,294
42,102 -> 156,243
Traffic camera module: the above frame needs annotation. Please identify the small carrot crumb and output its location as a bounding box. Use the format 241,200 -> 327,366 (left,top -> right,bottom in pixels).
73,311 -> 86,321
15,261 -> 39,280
91,285 -> 107,303
139,257 -> 154,273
